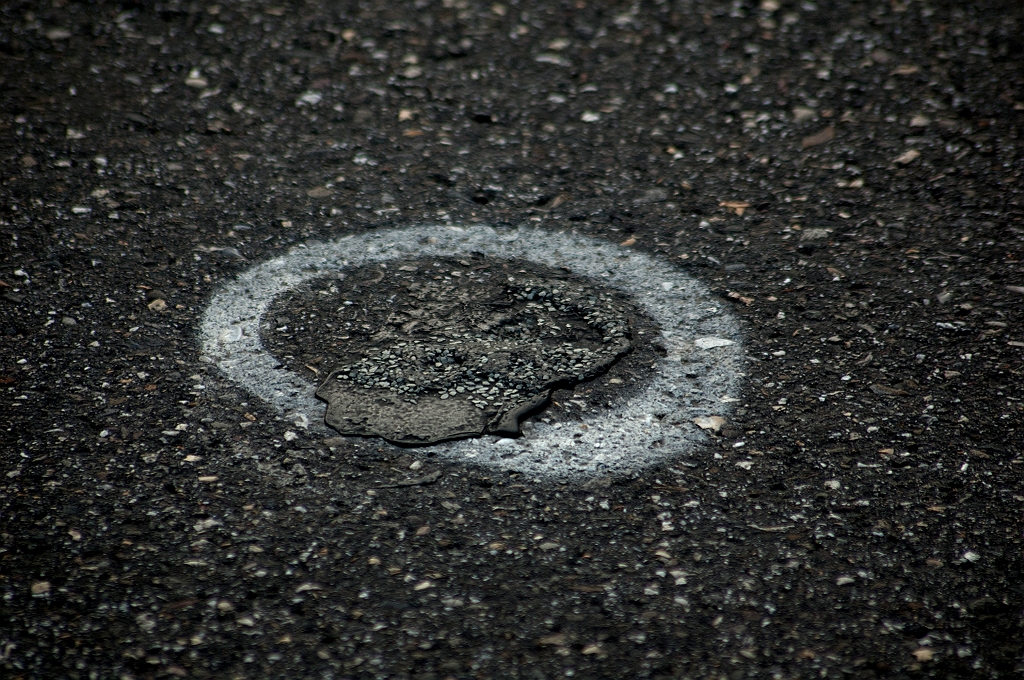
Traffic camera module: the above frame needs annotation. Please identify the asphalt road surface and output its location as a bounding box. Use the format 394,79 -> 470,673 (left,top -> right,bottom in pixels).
2,0 -> 1023,678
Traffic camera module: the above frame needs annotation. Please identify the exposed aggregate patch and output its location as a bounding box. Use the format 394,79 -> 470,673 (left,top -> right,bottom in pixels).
262,257 -> 652,444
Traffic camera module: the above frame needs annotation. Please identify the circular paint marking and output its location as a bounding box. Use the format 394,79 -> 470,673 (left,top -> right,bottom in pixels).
199,225 -> 744,478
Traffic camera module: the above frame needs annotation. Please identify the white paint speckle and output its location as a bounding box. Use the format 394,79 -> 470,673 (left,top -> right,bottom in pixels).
218,326 -> 242,343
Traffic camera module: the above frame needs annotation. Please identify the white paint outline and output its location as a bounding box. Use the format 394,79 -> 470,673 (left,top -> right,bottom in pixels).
199,225 -> 744,478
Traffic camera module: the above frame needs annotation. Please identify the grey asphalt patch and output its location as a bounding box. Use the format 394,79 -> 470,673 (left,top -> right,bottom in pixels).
303,257 -> 640,444
199,224 -> 744,478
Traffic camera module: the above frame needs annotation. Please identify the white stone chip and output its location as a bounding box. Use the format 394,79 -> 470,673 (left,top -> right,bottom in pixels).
694,337 -> 735,349
693,416 -> 725,432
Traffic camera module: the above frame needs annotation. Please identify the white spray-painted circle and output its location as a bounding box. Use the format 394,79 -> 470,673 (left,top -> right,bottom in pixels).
199,225 -> 744,478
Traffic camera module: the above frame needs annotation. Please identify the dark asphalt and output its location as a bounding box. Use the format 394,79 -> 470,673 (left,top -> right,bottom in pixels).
2,0 -> 1023,678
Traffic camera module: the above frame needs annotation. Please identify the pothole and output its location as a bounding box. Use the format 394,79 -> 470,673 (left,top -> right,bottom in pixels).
261,256 -> 661,445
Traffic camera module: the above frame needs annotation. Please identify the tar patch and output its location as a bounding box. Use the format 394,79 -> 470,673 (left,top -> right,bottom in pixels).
261,257 -> 654,444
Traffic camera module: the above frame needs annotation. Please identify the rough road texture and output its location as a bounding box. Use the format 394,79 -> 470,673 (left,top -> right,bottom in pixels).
2,0 -> 1023,679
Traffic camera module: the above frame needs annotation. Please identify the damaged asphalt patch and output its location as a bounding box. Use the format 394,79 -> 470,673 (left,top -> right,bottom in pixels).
200,225 -> 744,478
